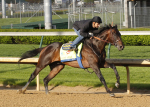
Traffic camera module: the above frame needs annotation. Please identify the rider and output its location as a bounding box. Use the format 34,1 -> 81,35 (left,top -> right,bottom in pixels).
69,16 -> 102,51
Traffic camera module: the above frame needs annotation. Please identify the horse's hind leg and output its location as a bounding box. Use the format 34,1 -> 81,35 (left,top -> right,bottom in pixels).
18,65 -> 47,94
103,62 -> 120,88
43,62 -> 65,94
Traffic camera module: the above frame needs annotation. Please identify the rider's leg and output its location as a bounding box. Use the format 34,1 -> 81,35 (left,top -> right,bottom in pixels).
70,28 -> 84,50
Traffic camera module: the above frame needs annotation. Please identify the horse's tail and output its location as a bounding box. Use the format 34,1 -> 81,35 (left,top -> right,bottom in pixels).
18,47 -> 44,63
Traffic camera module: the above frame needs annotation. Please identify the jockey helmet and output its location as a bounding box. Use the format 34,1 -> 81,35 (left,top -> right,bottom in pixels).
92,16 -> 102,24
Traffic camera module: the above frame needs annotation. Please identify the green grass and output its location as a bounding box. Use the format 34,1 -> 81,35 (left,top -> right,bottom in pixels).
1,13 -> 150,31
0,14 -> 68,28
1,44 -> 150,90
109,45 -> 150,59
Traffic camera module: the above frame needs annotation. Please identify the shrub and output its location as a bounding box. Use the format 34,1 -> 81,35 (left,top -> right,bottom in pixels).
0,28 -> 150,46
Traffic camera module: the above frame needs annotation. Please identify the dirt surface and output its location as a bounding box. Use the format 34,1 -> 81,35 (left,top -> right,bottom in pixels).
0,85 -> 150,107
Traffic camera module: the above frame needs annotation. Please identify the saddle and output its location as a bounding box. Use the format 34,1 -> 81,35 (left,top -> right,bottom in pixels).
60,42 -> 84,69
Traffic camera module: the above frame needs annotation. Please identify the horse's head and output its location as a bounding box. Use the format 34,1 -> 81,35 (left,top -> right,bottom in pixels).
98,24 -> 124,51
108,24 -> 124,50
92,24 -> 124,51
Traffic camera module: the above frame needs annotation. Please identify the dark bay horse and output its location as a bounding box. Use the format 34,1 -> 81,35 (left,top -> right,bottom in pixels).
18,24 -> 124,96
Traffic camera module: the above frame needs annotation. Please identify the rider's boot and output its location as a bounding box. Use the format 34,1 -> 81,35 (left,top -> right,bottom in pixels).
68,47 -> 78,51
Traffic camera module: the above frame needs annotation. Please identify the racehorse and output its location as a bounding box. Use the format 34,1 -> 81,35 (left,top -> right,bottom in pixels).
18,24 -> 124,97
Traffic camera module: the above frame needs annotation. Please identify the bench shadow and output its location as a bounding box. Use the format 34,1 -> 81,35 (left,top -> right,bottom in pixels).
0,79 -> 36,90
112,83 -> 150,95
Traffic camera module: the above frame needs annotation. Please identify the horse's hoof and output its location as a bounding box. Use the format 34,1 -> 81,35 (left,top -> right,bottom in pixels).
45,91 -> 49,95
110,93 -> 115,97
46,92 -> 49,95
115,82 -> 120,88
17,89 -> 26,94
17,89 -> 22,94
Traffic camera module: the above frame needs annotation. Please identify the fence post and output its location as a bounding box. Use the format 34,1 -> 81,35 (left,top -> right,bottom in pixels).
36,36 -> 44,91
126,66 -> 130,94
107,43 -> 111,58
134,2 -> 137,29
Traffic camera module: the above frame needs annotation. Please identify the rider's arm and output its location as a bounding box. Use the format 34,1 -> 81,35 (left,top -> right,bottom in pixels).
80,27 -> 90,37
91,27 -> 104,34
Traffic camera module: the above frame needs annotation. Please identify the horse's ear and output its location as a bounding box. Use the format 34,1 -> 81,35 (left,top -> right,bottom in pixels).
115,24 -> 117,28
109,24 -> 112,28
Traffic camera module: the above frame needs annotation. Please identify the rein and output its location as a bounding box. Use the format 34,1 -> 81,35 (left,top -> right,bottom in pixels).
87,29 -> 116,58
91,36 -> 115,45
90,28 -> 122,46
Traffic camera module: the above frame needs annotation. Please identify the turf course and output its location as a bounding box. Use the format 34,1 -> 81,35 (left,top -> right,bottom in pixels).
0,44 -> 150,90
0,14 -> 68,28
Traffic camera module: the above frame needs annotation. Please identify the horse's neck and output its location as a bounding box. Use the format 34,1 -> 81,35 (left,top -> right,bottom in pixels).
94,31 -> 108,53
83,33 -> 108,54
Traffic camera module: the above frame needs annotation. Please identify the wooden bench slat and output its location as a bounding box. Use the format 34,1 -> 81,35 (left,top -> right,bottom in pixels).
0,57 -> 38,64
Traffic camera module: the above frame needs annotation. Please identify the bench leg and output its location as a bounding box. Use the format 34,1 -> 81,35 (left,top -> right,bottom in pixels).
36,74 -> 40,91
126,66 -> 130,94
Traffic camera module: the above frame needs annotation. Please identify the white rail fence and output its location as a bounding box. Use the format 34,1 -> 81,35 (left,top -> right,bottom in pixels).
0,31 -> 150,94
0,31 -> 150,36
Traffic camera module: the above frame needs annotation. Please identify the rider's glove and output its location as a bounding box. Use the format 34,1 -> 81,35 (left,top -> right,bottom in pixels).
88,33 -> 94,37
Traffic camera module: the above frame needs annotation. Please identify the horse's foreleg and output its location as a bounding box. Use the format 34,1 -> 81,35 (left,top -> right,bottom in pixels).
92,65 -> 115,97
103,62 -> 120,88
18,67 -> 44,94
43,62 -> 65,94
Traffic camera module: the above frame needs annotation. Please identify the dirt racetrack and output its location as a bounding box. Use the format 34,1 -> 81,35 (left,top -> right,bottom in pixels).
0,85 -> 150,107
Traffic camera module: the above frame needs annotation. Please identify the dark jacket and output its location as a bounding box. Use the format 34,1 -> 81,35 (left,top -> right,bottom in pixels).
73,19 -> 102,37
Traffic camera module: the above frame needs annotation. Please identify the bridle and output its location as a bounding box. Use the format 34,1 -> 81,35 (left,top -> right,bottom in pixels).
90,29 -> 121,46
86,28 -> 122,59
91,36 -> 112,44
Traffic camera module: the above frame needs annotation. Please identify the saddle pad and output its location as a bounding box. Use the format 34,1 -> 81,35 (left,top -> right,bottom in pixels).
60,49 -> 77,62
60,43 -> 84,69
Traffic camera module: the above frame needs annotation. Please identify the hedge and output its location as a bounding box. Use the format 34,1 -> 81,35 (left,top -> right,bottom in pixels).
0,28 -> 150,46
1,35 -> 150,46
122,35 -> 150,46
0,36 -> 77,45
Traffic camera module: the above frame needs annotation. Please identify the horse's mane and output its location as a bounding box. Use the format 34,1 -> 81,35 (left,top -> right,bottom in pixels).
94,24 -> 117,36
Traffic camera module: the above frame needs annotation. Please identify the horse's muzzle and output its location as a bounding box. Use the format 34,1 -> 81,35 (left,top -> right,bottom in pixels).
117,45 -> 124,51
114,41 -> 124,51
